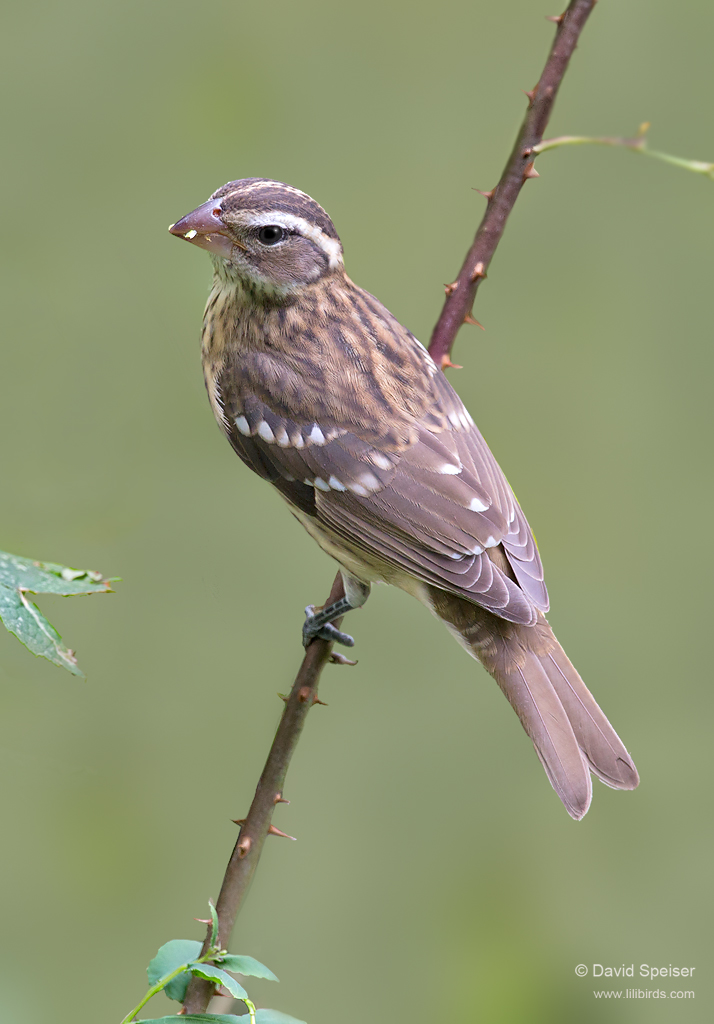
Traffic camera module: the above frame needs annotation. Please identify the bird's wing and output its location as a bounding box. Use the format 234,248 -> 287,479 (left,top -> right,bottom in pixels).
216,343 -> 547,626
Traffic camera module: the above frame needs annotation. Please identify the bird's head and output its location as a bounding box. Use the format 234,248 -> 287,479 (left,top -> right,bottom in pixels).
169,178 -> 343,294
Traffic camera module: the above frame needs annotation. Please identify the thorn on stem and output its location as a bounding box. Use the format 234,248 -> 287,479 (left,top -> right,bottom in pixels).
523,85 -> 537,105
237,836 -> 252,858
277,692 -> 289,702
232,818 -> 247,826
473,188 -> 495,200
523,161 -> 540,179
312,695 -> 328,705
444,281 -> 459,296
440,354 -> 463,370
330,651 -> 358,666
268,824 -> 297,840
274,793 -> 290,804
546,12 -> 565,23
464,313 -> 485,329
470,262 -> 486,281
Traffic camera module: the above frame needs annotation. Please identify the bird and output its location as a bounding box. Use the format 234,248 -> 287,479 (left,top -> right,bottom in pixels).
169,177 -> 639,819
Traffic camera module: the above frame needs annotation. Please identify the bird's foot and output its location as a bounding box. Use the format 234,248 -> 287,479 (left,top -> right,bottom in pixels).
303,601 -> 355,648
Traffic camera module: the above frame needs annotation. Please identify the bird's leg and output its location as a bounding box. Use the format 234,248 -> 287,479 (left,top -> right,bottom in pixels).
303,573 -> 371,648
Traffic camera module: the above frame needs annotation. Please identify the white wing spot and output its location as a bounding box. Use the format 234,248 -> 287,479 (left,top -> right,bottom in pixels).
328,475 -> 346,491
257,421 -> 275,443
359,472 -> 381,491
369,452 -> 392,471
235,415 -> 251,436
484,535 -> 499,548
292,432 -> 305,449
469,497 -> 489,512
303,478 -> 314,487
471,543 -> 484,555
314,477 -> 331,492
275,427 -> 291,447
439,462 -> 461,475
459,411 -> 471,429
349,483 -> 370,497
448,411 -> 461,428
309,424 -> 326,445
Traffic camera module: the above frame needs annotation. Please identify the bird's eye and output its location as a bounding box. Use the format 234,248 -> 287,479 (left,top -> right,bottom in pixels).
257,225 -> 285,245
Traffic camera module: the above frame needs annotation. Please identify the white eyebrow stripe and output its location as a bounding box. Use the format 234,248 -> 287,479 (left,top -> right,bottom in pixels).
242,211 -> 343,268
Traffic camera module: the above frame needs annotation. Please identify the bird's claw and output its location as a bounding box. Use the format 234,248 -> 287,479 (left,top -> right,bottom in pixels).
303,605 -> 355,648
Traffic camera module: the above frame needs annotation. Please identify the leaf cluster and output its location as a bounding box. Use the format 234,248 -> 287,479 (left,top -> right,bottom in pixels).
122,903 -> 305,1024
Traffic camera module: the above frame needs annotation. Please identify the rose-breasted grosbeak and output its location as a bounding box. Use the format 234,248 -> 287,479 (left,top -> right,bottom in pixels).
169,178 -> 638,819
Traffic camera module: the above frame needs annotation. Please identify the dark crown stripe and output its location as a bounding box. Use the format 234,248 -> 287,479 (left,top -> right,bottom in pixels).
209,178 -> 340,240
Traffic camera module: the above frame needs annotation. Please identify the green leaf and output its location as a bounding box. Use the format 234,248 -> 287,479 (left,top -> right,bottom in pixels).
0,549 -> 114,676
208,900 -> 219,947
137,1016 -> 245,1023
147,939 -> 202,1002
255,1011 -> 307,1024
217,955 -> 279,982
188,963 -> 248,1001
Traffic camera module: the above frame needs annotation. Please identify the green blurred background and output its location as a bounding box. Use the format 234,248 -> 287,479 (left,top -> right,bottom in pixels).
1,1 -> 712,1021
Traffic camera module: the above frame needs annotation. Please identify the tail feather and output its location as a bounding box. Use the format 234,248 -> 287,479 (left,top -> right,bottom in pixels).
541,645 -> 639,791
499,651 -> 592,820
426,585 -> 639,819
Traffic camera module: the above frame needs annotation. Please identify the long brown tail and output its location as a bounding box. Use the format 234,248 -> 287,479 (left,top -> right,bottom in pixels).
428,587 -> 639,819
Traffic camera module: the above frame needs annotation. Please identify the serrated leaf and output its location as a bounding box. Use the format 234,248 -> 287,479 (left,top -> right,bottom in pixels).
0,585 -> 81,675
217,955 -> 278,982
136,1016 -> 245,1023
0,551 -> 114,595
147,939 -> 202,1002
255,1011 -> 307,1024
189,963 -> 248,1001
0,550 -> 114,676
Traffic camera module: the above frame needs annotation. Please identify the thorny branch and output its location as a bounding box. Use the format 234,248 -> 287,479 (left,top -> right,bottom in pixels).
181,577 -> 345,1014
182,1 -> 597,1014
428,0 -> 598,369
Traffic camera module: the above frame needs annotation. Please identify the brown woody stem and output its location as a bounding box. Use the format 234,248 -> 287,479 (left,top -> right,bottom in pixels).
183,1 -> 597,1013
182,573 -> 345,1014
428,0 -> 597,368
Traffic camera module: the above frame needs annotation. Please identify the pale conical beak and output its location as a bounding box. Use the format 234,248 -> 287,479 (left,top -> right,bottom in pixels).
169,199 -> 236,258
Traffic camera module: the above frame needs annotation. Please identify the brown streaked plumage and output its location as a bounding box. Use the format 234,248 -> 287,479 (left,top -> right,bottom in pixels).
169,177 -> 639,819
